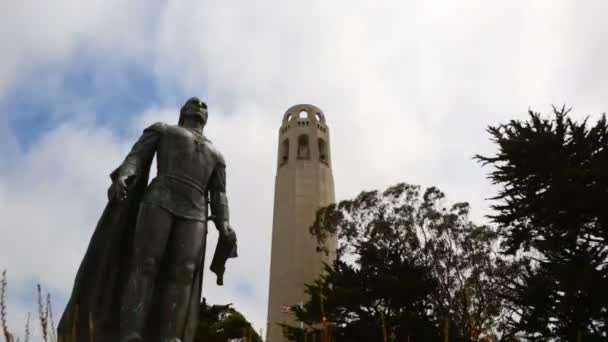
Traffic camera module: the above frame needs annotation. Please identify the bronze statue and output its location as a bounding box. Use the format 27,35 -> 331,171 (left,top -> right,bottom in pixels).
58,97 -> 237,342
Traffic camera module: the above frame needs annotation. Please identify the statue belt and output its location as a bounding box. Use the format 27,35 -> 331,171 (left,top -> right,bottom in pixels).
157,173 -> 207,195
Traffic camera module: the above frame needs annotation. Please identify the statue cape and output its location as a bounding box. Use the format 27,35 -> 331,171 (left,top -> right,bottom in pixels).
57,163 -> 204,342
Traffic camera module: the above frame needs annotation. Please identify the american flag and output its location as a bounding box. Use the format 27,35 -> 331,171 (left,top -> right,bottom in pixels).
279,304 -> 293,314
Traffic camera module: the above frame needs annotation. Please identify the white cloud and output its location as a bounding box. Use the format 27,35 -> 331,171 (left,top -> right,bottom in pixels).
2,0 -> 608,339
0,121 -> 125,339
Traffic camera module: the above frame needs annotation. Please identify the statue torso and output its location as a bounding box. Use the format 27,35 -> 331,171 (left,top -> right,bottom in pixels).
142,124 -> 223,221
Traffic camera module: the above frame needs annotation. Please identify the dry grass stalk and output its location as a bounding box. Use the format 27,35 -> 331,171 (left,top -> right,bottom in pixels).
88,311 -> 94,342
45,294 -> 56,342
36,284 -> 51,342
23,313 -> 30,342
1,270 -> 14,342
70,304 -> 79,342
0,273 -> 60,342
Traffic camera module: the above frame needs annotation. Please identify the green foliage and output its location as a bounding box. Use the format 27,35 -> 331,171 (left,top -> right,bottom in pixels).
285,183 -> 506,341
195,300 -> 261,342
475,106 -> 608,340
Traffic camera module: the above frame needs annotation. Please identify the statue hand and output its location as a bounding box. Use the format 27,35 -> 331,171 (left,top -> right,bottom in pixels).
108,175 -> 129,201
219,222 -> 235,239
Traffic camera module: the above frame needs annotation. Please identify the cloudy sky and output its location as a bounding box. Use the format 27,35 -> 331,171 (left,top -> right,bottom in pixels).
1,0 -> 608,340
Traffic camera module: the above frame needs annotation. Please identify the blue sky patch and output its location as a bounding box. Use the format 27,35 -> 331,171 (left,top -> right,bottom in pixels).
2,53 -> 201,150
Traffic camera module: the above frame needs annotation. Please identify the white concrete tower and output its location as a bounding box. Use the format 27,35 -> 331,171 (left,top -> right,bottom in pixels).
266,104 -> 336,342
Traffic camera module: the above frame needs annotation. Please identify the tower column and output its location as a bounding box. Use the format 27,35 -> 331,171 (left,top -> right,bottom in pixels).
266,105 -> 336,342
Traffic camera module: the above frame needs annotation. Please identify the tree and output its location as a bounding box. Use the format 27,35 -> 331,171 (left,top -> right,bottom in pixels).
475,106 -> 608,340
195,299 -> 261,342
284,183 -> 506,341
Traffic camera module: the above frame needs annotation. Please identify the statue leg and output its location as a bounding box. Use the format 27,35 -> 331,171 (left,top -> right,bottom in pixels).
158,217 -> 207,340
120,203 -> 173,341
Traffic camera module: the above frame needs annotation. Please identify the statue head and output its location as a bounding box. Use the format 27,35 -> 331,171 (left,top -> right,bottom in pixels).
179,97 -> 208,126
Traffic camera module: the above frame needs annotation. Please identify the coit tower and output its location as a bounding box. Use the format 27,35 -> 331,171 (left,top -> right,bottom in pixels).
266,104 -> 336,342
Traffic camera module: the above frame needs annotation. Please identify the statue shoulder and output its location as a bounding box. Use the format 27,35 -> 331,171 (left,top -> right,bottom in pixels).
215,149 -> 226,167
205,139 -> 226,167
145,122 -> 168,133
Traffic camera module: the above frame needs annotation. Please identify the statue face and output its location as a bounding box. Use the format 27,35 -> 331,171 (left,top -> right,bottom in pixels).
180,97 -> 208,125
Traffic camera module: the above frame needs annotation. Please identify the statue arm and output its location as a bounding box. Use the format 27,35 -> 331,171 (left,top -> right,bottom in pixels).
208,152 -> 237,285
208,161 -> 230,233
113,122 -> 164,182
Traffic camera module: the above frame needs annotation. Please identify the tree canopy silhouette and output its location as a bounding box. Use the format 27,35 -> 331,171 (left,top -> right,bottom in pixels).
195,300 -> 261,342
475,106 -> 608,340
283,183 -> 506,342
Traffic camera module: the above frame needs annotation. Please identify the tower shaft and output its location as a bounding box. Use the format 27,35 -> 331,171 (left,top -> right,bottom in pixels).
266,105 -> 336,342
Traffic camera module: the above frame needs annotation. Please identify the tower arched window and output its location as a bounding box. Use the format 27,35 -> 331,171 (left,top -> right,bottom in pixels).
297,134 -> 310,160
280,139 -> 289,165
318,138 -> 328,164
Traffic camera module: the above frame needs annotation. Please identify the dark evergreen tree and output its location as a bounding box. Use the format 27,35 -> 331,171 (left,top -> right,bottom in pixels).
283,183 -> 506,342
195,300 -> 261,342
476,106 -> 608,340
